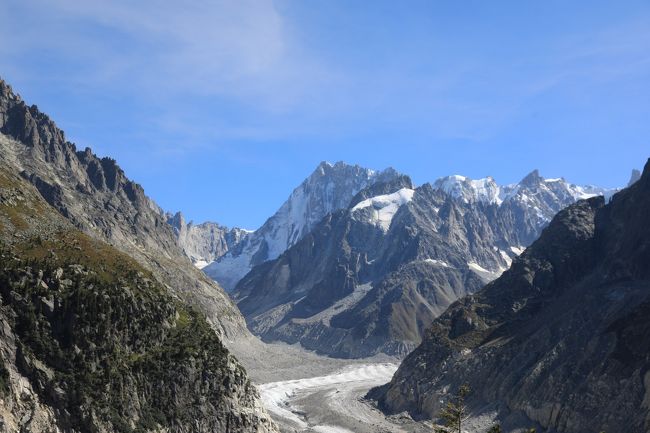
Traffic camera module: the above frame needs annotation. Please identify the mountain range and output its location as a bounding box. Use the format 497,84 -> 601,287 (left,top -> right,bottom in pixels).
2,74 -> 644,433
373,158 -> 650,433
179,165 -> 618,294
167,211 -> 250,269
197,162 -> 401,291
179,160 -> 616,357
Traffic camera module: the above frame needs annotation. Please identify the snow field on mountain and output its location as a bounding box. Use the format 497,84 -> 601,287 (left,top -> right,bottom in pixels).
351,188 -> 415,231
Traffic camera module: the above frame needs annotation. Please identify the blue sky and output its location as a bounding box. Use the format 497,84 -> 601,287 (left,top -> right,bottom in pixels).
1,0 -> 648,229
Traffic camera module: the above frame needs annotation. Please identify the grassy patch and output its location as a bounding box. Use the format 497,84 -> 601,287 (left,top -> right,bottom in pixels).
14,230 -> 156,288
0,232 -> 239,432
1,205 -> 28,230
0,168 -> 48,232
175,308 -> 192,329
0,165 -> 249,432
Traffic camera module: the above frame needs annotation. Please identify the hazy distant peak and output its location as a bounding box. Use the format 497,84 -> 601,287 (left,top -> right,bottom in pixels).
433,174 -> 501,204
519,168 -> 543,186
628,168 -> 641,186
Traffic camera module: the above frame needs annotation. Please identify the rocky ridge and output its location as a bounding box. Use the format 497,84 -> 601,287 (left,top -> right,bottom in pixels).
375,159 -> 650,433
167,211 -> 250,268
233,168 -> 617,358
0,78 -> 246,339
192,163 -> 616,296
203,161 -> 401,290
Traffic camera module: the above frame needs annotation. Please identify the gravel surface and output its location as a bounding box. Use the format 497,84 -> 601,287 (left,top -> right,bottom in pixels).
227,337 -> 395,384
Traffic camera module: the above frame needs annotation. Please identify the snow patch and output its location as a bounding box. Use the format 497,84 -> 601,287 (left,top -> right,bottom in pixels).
571,186 -> 599,200
433,175 -> 501,205
510,246 -> 525,256
468,262 -> 491,274
467,261 -> 505,282
203,252 -> 253,292
193,259 -> 211,269
424,259 -> 450,268
351,188 -> 415,232
498,250 -> 512,268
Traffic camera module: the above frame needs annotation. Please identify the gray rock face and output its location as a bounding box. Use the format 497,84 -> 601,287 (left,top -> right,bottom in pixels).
234,170 -> 616,358
436,170 -> 617,246
0,78 -> 246,339
203,161 -> 401,290
629,168 -> 642,186
167,211 -> 250,268
376,159 -> 650,433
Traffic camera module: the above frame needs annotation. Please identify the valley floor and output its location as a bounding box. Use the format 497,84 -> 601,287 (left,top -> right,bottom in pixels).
228,338 -> 432,433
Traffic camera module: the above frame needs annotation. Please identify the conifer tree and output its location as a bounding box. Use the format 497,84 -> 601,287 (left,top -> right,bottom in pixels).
486,424 -> 502,433
434,384 -> 471,433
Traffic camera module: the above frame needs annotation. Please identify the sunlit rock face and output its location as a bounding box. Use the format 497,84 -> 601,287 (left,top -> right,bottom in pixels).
203,161 -> 401,290
233,168 -> 615,358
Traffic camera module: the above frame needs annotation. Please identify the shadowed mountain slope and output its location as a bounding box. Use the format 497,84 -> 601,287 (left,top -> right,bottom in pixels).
233,169 -> 614,358
375,159 -> 650,433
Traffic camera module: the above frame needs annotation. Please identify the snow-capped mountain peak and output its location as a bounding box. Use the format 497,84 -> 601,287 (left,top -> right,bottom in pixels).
433,174 -> 501,204
178,162 -> 618,293
434,170 -> 617,214
519,168 -> 544,186
202,161 -> 402,290
351,187 -> 415,231
260,161 -> 400,257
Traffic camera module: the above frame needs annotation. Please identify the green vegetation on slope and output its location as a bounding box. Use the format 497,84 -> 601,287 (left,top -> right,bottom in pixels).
0,162 -> 263,432
0,232 -> 252,431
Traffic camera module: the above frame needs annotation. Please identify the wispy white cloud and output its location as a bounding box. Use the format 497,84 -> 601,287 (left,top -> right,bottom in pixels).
1,0 -> 337,112
1,0 -> 648,146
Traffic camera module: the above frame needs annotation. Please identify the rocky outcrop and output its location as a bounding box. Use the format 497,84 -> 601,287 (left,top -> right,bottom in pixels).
629,168 -> 642,186
167,211 -> 249,268
0,78 -> 246,339
0,161 -> 277,432
203,161 -> 401,290
375,159 -> 650,433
